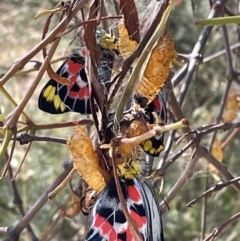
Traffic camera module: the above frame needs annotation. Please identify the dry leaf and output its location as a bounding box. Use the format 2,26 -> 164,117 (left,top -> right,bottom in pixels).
65,194 -> 81,217
210,138 -> 223,173
223,87 -> 239,122
67,126 -> 106,192
136,34 -> 177,103
118,20 -> 138,59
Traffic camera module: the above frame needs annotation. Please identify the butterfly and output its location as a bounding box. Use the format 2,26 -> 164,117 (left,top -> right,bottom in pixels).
38,29 -> 119,115
134,92 -> 167,157
85,163 -> 165,241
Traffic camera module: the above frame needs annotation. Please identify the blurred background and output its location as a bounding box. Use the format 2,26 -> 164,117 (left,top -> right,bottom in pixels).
1,0 -> 240,240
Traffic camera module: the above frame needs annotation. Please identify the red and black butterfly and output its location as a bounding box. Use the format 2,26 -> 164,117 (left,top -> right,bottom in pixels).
38,29 -> 118,115
38,49 -> 91,114
85,176 -> 164,241
134,92 -> 168,157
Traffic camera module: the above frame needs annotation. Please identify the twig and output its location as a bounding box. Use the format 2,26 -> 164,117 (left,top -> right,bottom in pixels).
201,169 -> 209,240
187,176 -> 240,207
203,42 -> 240,63
208,24 -> 234,153
48,168 -> 76,200
178,1 -> 228,106
59,15 -> 122,37
13,134 -> 67,145
202,211 -> 240,241
8,162 -> 38,241
222,127 -> 240,149
41,192 -> 79,240
12,141 -> 33,180
16,119 -> 94,133
3,160 -> 73,241
0,0 -> 89,88
0,86 -> 30,120
160,120 -> 240,182
0,128 -> 17,179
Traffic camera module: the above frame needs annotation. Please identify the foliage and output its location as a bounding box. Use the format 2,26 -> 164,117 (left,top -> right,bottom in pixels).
1,0 -> 240,241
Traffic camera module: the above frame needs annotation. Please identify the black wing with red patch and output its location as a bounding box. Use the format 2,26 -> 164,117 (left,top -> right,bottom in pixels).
38,50 -> 91,115
85,177 -> 164,241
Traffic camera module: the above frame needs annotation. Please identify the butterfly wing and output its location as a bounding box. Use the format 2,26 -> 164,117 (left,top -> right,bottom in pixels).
85,177 -> 148,241
38,79 -> 70,114
139,179 -> 165,241
56,51 -> 91,114
38,28 -> 118,115
85,177 -> 164,241
38,50 -> 91,115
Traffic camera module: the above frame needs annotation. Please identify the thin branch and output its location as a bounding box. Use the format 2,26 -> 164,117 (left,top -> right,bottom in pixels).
3,161 -> 73,241
48,168 -> 76,200
12,141 -> 33,180
201,166 -> 209,240
0,0 -> 90,88
8,162 -> 38,241
0,128 -> 17,179
222,127 -> 240,149
187,176 -> 240,207
202,211 -> 240,241
17,119 -> 94,133
203,42 -> 240,63
160,121 -> 240,177
59,15 -> 122,37
208,23 -> 235,153
14,134 -> 67,145
178,0 -> 228,106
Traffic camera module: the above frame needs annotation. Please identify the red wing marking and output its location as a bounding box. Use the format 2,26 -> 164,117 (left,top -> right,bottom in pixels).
78,87 -> 90,99
69,75 -> 77,83
127,185 -> 141,203
66,60 -> 83,74
68,86 -> 90,99
130,210 -> 147,230
94,214 -> 117,241
153,97 -> 162,112
126,227 -> 133,241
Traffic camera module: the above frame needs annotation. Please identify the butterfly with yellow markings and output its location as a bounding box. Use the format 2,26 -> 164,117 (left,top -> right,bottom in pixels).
38,28 -> 119,115
133,92 -> 167,157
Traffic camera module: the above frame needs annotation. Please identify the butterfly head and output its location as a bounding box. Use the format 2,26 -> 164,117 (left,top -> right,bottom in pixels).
117,158 -> 141,180
96,28 -> 120,55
